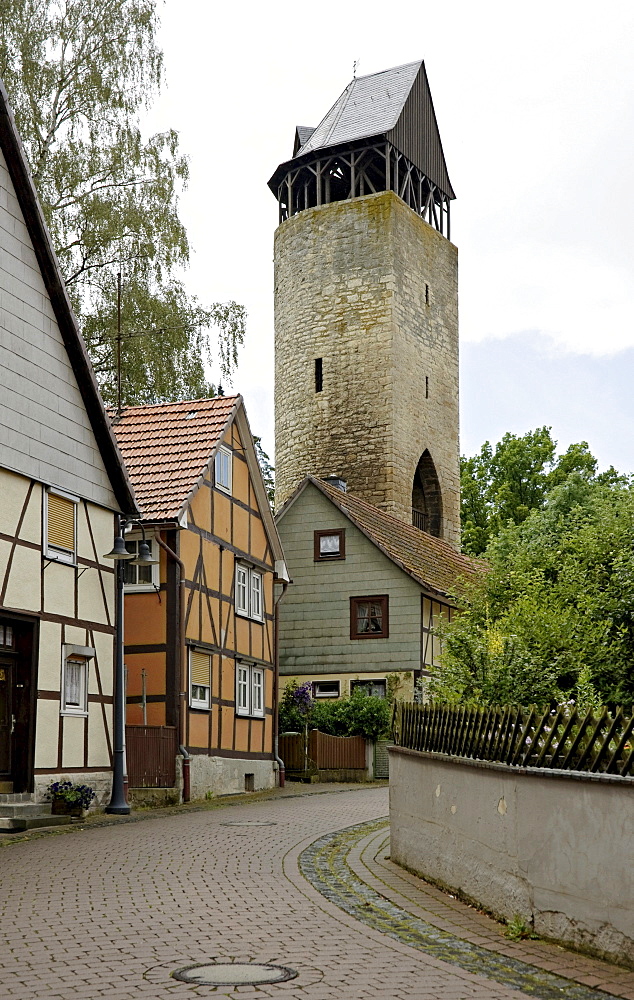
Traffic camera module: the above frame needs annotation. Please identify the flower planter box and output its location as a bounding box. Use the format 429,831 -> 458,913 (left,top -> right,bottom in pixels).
51,799 -> 85,818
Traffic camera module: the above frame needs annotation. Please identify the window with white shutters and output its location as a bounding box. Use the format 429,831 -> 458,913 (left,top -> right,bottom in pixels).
45,489 -> 77,563
235,565 -> 248,615
190,649 -> 211,709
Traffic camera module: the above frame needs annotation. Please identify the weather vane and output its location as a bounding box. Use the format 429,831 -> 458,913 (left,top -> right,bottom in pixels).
353,59 -> 359,79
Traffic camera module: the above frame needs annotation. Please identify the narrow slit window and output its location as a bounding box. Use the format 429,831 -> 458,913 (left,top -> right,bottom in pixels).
315,357 -> 323,393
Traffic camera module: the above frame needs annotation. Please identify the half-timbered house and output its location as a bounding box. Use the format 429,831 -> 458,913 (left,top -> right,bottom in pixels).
0,81 -> 137,817
112,396 -> 288,797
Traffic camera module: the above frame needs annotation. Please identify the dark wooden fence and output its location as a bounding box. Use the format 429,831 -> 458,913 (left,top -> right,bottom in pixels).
126,725 -> 178,787
392,702 -> 634,777
279,730 -> 366,773
310,730 -> 366,769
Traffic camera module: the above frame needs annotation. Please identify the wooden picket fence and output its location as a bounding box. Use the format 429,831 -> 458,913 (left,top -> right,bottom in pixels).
392,702 -> 634,777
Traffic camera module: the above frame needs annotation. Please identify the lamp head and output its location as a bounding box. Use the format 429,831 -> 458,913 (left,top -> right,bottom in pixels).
103,535 -> 134,560
130,540 -> 159,566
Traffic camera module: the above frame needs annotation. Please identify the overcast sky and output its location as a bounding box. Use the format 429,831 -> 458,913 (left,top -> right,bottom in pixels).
145,0 -> 634,473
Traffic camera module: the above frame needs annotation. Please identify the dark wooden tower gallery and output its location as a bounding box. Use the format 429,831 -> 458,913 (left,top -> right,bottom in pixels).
270,61 -> 461,549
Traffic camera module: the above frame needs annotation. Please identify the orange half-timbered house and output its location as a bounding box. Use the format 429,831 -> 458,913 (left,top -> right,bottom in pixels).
112,396 -> 288,797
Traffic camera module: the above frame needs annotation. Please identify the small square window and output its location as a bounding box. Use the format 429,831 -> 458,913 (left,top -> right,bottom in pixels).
45,489 -> 77,564
350,596 -> 389,639
190,649 -> 211,709
215,446 -> 232,493
236,662 -> 265,717
312,680 -> 340,699
314,529 -> 345,561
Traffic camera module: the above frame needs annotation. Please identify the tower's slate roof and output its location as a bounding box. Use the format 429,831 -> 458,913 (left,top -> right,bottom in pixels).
271,60 -> 454,201
298,61 -> 421,156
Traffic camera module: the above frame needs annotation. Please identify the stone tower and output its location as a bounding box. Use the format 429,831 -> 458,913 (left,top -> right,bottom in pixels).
269,61 -> 460,548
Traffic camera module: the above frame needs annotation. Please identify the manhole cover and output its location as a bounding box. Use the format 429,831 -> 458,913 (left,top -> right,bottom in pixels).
172,962 -> 297,985
220,820 -> 277,827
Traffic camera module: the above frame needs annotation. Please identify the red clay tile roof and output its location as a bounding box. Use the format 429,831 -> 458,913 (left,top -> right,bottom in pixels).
111,396 -> 239,521
309,477 -> 483,597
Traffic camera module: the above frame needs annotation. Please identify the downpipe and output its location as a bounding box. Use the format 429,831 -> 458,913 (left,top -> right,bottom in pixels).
274,578 -> 289,787
179,744 -> 191,803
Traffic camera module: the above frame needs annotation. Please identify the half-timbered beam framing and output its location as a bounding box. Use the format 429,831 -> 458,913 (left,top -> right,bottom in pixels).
277,142 -> 451,239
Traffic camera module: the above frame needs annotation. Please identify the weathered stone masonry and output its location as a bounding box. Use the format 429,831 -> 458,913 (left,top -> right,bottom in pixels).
274,189 -> 460,547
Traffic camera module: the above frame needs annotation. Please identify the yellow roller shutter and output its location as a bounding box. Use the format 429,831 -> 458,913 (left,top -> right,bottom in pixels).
47,493 -> 76,552
190,650 -> 211,687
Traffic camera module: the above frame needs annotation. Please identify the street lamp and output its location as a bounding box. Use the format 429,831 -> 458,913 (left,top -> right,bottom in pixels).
103,518 -> 158,814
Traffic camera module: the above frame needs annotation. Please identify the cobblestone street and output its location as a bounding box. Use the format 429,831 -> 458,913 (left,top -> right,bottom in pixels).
1,786 -> 633,1000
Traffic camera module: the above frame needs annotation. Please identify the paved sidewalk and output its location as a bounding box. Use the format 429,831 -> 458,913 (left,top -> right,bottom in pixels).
0,785 -> 631,999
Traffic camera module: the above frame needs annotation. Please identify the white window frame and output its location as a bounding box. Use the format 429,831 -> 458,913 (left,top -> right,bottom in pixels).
214,446 -> 232,494
313,680 -> 341,699
122,533 -> 159,592
236,662 -> 265,718
60,645 -> 94,716
189,648 -> 211,710
44,487 -> 78,565
235,564 -> 264,622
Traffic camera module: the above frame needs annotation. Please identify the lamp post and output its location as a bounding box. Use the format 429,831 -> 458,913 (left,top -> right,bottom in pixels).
103,518 -> 158,814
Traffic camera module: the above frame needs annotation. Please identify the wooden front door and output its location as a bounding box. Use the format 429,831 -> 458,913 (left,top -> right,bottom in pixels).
0,658 -> 12,777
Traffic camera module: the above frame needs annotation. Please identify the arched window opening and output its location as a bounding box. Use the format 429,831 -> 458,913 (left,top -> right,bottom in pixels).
412,451 -> 443,537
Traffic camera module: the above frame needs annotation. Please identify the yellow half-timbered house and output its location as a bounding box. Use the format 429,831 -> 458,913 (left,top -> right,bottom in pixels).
0,81 -> 137,819
112,396 -> 288,797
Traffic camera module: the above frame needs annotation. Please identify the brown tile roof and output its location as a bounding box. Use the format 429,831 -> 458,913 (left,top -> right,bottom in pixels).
309,477 -> 483,597
111,396 -> 239,521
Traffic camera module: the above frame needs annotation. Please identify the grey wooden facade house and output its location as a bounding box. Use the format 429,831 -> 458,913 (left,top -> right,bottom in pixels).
276,478 -> 479,702
0,80 -> 137,824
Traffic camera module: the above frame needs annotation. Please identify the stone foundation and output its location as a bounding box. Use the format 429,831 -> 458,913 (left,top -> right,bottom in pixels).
187,756 -> 276,800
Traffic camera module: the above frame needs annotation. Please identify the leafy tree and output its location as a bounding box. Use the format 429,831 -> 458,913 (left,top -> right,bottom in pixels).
461,427 -> 598,555
432,473 -> 634,707
253,436 -> 275,506
0,0 -> 245,406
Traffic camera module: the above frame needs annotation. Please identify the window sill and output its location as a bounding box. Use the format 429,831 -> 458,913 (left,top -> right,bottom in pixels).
235,610 -> 264,623
60,709 -> 88,718
45,550 -> 76,566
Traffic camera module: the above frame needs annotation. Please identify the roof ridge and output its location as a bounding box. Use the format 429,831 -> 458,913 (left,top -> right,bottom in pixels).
351,59 -> 422,85
114,395 -> 238,415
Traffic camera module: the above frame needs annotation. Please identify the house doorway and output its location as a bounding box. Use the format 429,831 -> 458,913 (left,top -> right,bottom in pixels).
0,657 -> 13,780
0,618 -> 36,793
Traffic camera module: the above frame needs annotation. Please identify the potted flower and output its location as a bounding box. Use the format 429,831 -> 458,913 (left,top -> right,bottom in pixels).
46,780 -> 96,817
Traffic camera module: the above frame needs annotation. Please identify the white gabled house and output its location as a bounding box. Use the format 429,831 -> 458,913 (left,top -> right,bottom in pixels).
0,80 -> 137,825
